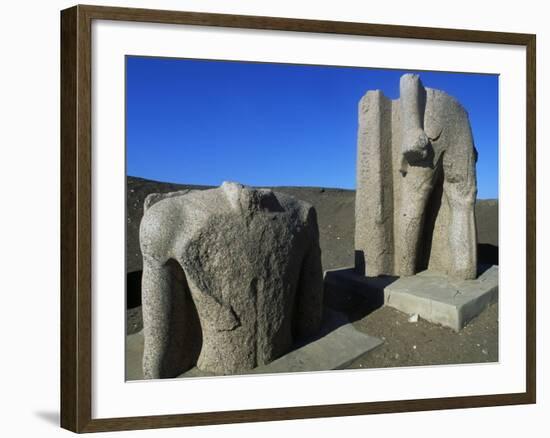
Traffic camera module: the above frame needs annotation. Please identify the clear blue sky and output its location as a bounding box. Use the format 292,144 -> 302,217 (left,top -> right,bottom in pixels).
126,56 -> 498,199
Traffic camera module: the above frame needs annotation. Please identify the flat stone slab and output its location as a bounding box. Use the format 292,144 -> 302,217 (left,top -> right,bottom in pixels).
126,309 -> 383,380
384,266 -> 499,331
252,310 -> 383,374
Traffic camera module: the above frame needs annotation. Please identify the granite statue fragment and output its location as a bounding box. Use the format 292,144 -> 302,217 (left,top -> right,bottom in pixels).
140,182 -> 324,378
355,74 -> 478,280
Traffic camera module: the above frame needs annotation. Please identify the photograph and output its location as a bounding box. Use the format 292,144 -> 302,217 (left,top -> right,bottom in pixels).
1,0 -> 543,436
124,56 -> 500,380
56,3 -> 536,433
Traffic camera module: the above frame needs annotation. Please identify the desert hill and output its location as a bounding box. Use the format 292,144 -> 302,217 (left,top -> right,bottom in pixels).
127,176 -> 497,275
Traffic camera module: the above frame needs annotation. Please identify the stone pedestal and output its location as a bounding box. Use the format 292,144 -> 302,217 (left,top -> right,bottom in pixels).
384,266 -> 498,331
324,265 -> 498,332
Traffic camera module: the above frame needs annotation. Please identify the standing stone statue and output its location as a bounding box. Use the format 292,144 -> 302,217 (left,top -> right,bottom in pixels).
140,182 -> 324,379
355,74 -> 478,280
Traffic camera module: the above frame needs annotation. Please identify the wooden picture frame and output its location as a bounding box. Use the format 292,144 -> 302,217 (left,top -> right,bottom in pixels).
60,4 -> 536,433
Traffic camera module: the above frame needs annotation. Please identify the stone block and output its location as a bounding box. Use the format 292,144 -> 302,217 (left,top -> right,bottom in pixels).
384,265 -> 498,331
324,265 -> 498,332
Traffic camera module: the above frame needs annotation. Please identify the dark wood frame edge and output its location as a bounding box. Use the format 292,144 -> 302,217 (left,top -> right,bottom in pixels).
60,4 -> 537,433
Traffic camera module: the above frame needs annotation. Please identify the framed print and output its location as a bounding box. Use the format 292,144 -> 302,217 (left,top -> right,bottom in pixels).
60,4 -> 536,433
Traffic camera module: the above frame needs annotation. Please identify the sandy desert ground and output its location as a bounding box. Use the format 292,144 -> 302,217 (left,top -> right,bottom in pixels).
126,176 -> 499,369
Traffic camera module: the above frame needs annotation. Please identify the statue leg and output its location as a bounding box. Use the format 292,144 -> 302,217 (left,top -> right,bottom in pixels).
398,167 -> 435,276
142,257 -> 195,379
442,163 -> 478,280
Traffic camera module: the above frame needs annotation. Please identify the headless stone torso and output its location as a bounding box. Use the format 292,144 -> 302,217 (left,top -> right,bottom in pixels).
140,182 -> 323,378
181,185 -> 309,373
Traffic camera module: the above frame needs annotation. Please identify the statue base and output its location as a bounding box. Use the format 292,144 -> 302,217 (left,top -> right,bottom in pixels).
324,265 -> 498,332
126,308 -> 383,380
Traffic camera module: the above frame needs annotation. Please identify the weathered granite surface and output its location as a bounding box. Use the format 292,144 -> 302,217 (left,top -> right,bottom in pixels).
140,182 -> 324,378
355,74 -> 478,280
